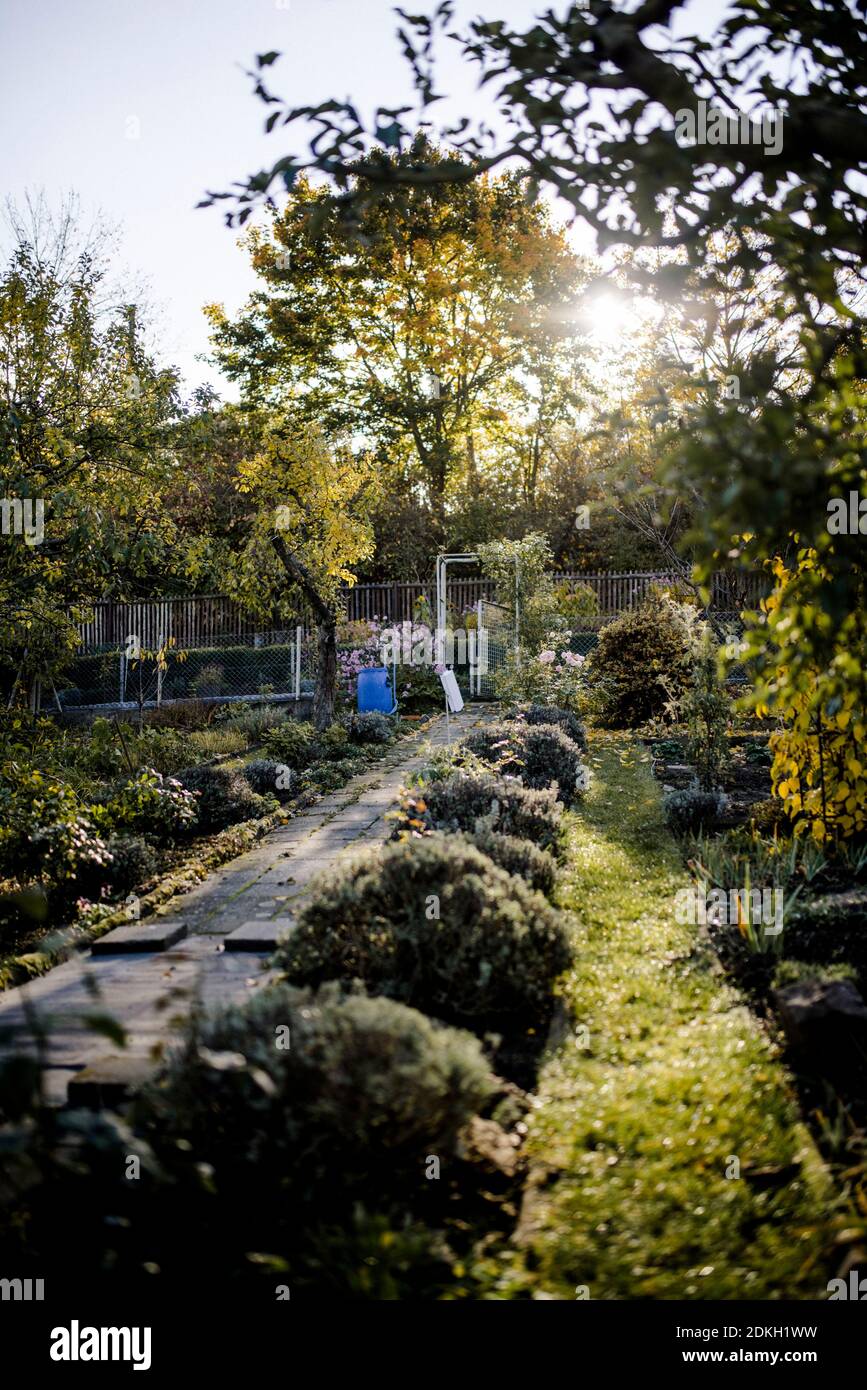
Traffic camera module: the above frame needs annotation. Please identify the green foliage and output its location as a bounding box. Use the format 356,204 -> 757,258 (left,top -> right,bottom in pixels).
393,770 -> 564,855
494,636 -> 587,714
176,765 -> 267,834
506,702 -> 587,752
96,768 -> 197,844
217,703 -> 288,741
663,786 -> 725,836
498,736 -> 841,1299
188,727 -> 248,758
0,984 -> 494,1293
277,836 -> 571,1024
242,758 -> 294,802
461,721 -> 586,803
679,632 -> 731,792
478,533 -> 552,614
395,664 -> 442,714
262,719 -> 315,768
0,767 -> 110,887
587,594 -> 694,728
344,711 -> 396,744
75,833 -> 157,900
460,828 -> 558,900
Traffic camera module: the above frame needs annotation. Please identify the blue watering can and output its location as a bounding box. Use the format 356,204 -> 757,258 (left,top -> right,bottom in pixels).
357,666 -> 397,714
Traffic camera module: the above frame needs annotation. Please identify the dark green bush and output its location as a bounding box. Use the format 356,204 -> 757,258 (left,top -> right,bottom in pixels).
177,765 -> 268,833
394,770 -> 564,854
345,711 -> 396,744
507,703 -> 587,752
461,829 -> 558,900
587,594 -> 694,727
0,985 -> 493,1293
100,833 -> 157,895
462,721 -> 586,802
147,983 -> 494,1177
242,758 -> 295,802
277,836 -> 571,1024
663,786 -> 725,834
395,663 -> 443,714
71,832 -> 158,903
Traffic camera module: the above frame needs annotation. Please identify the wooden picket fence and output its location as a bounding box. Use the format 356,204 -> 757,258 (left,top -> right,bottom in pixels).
75,570 -> 767,653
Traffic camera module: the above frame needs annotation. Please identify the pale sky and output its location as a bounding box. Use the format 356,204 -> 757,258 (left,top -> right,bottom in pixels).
0,0 -> 727,396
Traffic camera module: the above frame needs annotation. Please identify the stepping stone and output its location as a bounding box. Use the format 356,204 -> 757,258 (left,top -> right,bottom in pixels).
91,920 -> 188,955
223,918 -> 296,951
67,1054 -> 157,1109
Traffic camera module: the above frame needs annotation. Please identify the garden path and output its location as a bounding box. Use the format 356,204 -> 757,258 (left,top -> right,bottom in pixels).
0,705 -> 492,1106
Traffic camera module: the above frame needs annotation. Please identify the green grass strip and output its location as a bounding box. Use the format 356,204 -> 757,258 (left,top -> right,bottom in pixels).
509,735 -> 847,1299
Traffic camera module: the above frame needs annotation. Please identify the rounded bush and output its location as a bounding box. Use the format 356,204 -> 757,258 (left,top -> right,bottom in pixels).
663,786 -> 724,834
177,765 -> 268,833
345,711 -> 396,745
462,721 -> 586,802
101,834 -> 158,894
145,983 -> 494,1189
276,836 -> 572,1024
396,770 -> 564,854
507,703 -> 587,752
587,595 -> 693,727
242,758 -> 295,802
460,829 -> 558,899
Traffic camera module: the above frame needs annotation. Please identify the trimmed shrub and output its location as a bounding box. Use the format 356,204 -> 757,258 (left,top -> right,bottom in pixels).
242,758 -> 295,802
507,703 -> 587,752
587,593 -> 694,727
345,711 -> 396,745
394,770 -> 564,854
177,765 -> 268,834
460,829 -> 558,900
663,786 -> 725,835
1,985 -> 494,1292
276,836 -> 572,1024
101,833 -> 158,894
146,984 -> 494,1186
462,721 -> 586,802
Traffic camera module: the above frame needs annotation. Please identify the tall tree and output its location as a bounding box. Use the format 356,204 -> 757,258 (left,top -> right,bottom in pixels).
206,142 -> 588,545
218,418 -> 380,729
0,195 -> 180,696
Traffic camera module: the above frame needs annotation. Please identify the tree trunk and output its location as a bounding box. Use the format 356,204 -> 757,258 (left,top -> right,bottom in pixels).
271,535 -> 340,730
313,617 -> 338,731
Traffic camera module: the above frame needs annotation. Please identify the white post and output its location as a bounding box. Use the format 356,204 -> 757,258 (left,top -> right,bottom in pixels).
476,597 -> 483,696
295,625 -> 302,701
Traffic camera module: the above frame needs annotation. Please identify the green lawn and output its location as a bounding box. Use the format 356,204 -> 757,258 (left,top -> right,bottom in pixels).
497,736 -> 847,1299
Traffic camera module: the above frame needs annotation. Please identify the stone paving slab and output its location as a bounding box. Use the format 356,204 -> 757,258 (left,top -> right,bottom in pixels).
0,706 -> 493,1104
90,919 -> 189,954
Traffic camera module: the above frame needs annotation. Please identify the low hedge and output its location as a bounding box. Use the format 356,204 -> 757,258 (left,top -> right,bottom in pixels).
462,722 -> 587,802
276,835 -> 572,1025
393,770 -> 564,856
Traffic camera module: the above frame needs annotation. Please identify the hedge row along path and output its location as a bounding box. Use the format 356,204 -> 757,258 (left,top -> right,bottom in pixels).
507,735 -> 846,1300
0,706 -> 492,1107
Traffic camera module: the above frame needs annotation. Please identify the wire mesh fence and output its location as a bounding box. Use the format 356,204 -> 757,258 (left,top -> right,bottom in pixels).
53,630 -> 314,711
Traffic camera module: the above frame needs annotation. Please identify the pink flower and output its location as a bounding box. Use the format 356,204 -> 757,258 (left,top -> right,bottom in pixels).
538,650 -> 556,664
564,651 -> 584,667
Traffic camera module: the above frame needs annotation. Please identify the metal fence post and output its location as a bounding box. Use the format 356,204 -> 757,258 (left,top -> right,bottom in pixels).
295,625 -> 302,701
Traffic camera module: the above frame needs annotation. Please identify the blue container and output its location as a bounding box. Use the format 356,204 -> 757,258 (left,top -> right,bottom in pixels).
357,666 -> 396,714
